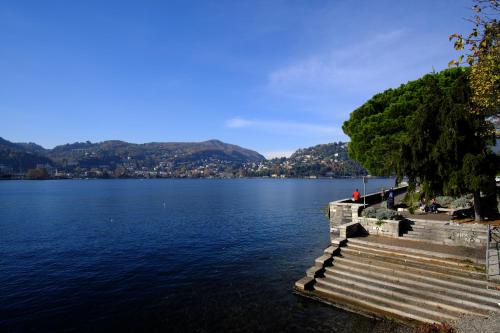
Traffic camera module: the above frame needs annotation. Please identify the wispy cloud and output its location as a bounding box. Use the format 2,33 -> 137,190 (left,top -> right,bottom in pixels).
225,117 -> 343,137
267,29 -> 438,99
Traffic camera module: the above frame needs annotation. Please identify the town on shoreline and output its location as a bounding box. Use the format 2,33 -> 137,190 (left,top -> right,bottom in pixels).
0,138 -> 367,180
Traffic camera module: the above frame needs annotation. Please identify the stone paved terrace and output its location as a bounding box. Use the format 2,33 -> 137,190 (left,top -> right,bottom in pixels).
372,192 -> 454,223
401,211 -> 452,222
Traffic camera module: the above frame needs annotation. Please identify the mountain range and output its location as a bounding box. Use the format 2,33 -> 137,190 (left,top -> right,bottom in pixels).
0,137 -> 265,172
0,137 -> 367,178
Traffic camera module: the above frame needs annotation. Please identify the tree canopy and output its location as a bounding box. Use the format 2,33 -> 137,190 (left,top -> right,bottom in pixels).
342,68 -> 498,219
450,0 -> 499,117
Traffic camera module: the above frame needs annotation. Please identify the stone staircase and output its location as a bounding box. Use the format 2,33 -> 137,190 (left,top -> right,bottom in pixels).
402,219 -> 488,248
297,236 -> 500,325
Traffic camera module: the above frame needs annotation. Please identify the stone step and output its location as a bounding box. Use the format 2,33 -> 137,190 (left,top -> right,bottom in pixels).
321,272 -> 488,317
410,219 -> 454,226
403,230 -> 485,239
411,220 -> 486,227
315,279 -> 455,324
402,233 -> 486,247
408,229 -> 487,238
403,232 -> 486,243
347,238 -> 485,266
410,224 -> 487,233
328,259 -> 500,312
329,257 -> 500,302
406,229 -> 487,240
334,252 -> 486,286
341,246 -> 485,279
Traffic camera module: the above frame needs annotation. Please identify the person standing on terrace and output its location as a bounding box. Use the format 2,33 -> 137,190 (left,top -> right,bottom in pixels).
387,187 -> 395,210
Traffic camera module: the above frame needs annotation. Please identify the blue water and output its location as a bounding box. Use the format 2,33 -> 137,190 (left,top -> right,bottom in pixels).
0,178 -> 395,332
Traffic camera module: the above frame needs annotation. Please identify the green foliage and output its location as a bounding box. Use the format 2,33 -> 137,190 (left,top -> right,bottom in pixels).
26,168 -> 49,180
376,208 -> 397,220
425,194 -> 473,209
449,1 -> 499,116
343,68 -> 498,205
362,207 -> 397,220
362,207 -> 377,217
403,191 -> 422,212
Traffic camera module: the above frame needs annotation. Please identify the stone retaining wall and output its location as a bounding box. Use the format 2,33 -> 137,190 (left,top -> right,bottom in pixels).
358,217 -> 402,238
328,186 -> 488,248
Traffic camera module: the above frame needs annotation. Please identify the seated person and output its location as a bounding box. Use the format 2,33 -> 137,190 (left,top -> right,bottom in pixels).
428,198 -> 439,213
419,199 -> 428,213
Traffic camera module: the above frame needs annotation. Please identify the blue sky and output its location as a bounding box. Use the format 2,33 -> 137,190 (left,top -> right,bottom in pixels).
1,0 -> 472,157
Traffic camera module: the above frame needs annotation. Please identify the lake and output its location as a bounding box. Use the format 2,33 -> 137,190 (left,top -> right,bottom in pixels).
0,178 -> 396,332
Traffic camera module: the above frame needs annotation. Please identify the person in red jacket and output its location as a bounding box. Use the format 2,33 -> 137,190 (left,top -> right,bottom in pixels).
352,189 -> 360,202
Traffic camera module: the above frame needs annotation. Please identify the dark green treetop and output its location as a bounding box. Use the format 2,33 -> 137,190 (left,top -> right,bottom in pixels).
343,68 -> 497,219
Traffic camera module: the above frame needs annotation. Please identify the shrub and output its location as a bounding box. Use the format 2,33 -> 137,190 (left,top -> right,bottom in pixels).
363,207 -> 399,220
362,207 -> 377,218
375,208 -> 396,220
403,191 -> 421,213
435,196 -> 454,207
451,196 -> 473,209
403,191 -> 420,206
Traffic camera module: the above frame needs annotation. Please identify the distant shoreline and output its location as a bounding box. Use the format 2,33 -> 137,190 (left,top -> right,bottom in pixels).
0,175 -> 387,181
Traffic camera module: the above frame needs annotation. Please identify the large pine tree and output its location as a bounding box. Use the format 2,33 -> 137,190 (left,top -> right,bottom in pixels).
343,68 -> 498,221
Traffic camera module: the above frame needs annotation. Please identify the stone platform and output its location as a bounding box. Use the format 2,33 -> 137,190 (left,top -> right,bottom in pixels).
296,191 -> 500,325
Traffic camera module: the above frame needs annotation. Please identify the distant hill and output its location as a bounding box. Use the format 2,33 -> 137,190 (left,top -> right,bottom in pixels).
15,142 -> 48,155
0,137 -> 53,172
289,142 -> 349,162
263,142 -> 367,178
0,137 -> 265,172
46,139 -> 264,167
0,137 -> 367,178
287,142 -> 366,177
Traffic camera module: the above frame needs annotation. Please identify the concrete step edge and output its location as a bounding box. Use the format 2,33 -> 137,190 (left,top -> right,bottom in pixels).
411,220 -> 487,228
402,233 -> 486,245
313,284 -> 438,324
341,246 -> 485,276
410,225 -> 488,233
335,254 -> 487,285
406,231 -> 487,240
327,262 -> 500,302
346,240 -> 485,266
315,279 -> 458,322
323,272 -> 488,317
401,234 -> 486,247
325,267 -> 499,314
407,229 -> 487,237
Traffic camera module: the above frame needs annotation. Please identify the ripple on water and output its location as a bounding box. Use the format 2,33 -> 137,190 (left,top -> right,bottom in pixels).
0,178 -> 404,332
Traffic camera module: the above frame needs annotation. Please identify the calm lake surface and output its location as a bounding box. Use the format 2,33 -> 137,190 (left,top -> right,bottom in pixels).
0,178 -> 395,332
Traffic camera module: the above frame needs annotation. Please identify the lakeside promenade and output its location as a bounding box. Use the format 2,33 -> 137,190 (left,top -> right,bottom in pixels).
295,188 -> 500,326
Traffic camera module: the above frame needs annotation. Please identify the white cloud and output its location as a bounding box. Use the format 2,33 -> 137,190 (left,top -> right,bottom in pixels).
225,117 -> 344,137
225,117 -> 255,128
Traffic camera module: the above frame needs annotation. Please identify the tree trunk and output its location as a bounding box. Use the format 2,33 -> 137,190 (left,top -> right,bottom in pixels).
473,190 -> 482,222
